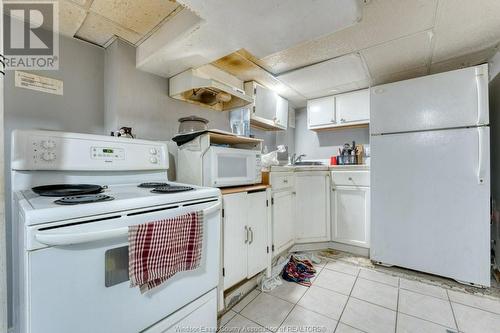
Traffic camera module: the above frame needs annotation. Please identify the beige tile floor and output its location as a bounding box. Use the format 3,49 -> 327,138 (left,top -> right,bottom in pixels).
219,259 -> 500,333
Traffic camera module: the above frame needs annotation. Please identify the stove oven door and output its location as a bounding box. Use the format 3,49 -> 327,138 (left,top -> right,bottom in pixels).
24,199 -> 221,333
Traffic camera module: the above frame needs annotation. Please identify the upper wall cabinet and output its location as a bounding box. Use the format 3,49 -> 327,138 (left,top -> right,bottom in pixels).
307,89 -> 369,130
245,81 -> 288,131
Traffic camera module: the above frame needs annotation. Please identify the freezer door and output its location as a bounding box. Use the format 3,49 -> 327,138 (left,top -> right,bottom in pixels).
371,127 -> 490,286
371,64 -> 489,134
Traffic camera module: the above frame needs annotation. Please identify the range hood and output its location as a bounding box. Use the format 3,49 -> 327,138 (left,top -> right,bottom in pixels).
169,64 -> 253,111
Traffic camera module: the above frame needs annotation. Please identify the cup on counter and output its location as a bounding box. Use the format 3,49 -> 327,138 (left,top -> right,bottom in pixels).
330,156 -> 337,165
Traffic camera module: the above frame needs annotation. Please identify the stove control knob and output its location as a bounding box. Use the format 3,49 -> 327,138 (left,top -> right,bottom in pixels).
41,140 -> 56,149
41,152 -> 56,161
150,148 -> 158,155
150,157 -> 158,164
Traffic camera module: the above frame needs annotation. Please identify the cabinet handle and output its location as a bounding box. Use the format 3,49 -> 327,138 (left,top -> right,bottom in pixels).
283,179 -> 288,183
348,177 -> 353,181
244,226 -> 249,244
249,227 -> 254,244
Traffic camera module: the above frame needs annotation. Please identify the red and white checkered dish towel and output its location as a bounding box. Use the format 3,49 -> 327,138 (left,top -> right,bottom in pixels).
128,211 -> 204,294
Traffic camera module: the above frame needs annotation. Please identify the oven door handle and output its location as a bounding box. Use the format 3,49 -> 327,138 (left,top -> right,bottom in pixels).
35,202 -> 221,246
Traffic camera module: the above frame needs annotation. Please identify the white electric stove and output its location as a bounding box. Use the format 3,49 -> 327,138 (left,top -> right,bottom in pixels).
10,130 -> 221,333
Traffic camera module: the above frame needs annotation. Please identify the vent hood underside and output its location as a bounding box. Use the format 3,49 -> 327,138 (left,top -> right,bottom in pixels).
169,64 -> 253,111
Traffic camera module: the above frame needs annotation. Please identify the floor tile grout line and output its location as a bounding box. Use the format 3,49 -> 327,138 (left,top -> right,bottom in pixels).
447,299 -> 500,316
273,264 -> 329,333
232,290 -> 261,314
398,286 -> 448,300
336,322 -> 370,333
396,311 -> 458,332
311,281 -> 355,298
357,274 -> 400,288
348,294 -> 397,312
394,277 -> 400,333
398,286 -> 454,303
236,311 -> 274,332
447,289 -> 460,332
333,267 -> 360,333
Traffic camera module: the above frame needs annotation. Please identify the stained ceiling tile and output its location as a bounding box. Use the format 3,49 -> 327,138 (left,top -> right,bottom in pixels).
211,50 -> 306,107
58,0 -> 87,37
362,30 -> 433,78
430,47 -> 497,75
260,0 -> 438,74
432,0 -> 500,63
277,53 -> 370,99
66,0 -> 91,8
90,0 -> 180,35
372,66 -> 429,86
75,12 -> 141,46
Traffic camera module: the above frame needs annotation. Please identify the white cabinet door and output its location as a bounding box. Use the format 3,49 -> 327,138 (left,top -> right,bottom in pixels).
332,186 -> 370,248
275,95 -> 289,129
336,89 -> 369,125
223,193 -> 248,289
272,191 -> 295,254
288,107 -> 296,128
307,96 -> 336,129
247,191 -> 269,277
246,81 -> 289,130
254,84 -> 277,121
294,172 -> 331,243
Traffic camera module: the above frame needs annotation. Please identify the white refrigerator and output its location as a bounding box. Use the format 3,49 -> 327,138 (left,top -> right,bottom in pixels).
370,64 -> 491,287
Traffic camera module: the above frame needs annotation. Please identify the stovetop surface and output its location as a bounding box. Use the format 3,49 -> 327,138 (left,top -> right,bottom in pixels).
17,182 -> 220,225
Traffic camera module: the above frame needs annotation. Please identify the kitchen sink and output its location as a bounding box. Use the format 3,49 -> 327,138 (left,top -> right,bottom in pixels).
293,161 -> 324,166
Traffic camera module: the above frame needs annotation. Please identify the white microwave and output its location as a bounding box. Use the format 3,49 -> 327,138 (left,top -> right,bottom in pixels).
202,146 -> 262,187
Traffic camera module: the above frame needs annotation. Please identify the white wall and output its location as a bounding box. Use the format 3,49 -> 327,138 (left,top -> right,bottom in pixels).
294,108 -> 370,160
104,39 -> 231,140
104,39 -> 233,179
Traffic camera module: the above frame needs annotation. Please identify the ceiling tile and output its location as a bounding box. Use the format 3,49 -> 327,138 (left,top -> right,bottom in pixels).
277,53 -> 370,99
58,0 -> 87,37
430,47 -> 497,75
372,66 -> 429,86
90,0 -> 180,35
66,0 -> 91,8
211,50 -> 306,107
75,12 -> 141,46
260,0 -> 438,74
362,30 -> 433,78
432,0 -> 500,63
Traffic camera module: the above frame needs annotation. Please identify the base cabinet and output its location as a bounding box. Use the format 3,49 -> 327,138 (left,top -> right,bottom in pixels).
272,190 -> 295,254
294,172 -> 331,243
223,190 -> 269,290
332,186 -> 370,248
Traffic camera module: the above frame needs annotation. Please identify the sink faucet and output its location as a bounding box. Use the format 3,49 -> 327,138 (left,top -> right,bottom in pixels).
291,153 -> 306,165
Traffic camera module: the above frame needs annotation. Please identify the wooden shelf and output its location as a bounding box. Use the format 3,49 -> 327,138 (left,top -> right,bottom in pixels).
208,132 -> 262,146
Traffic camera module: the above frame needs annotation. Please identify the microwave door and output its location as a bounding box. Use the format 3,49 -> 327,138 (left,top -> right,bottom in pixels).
206,148 -> 256,187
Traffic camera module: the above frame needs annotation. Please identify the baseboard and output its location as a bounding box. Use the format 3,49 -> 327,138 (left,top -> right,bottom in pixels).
290,241 -> 370,257
222,275 -> 260,312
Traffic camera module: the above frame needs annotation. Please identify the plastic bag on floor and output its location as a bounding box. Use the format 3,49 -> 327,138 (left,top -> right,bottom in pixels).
292,251 -> 322,265
258,255 -> 290,292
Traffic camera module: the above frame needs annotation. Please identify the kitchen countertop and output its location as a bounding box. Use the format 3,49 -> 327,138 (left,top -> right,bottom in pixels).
220,184 -> 270,195
270,164 -> 370,172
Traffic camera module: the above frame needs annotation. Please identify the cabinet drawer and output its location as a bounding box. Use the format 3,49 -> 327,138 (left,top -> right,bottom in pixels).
270,172 -> 294,190
331,171 -> 370,187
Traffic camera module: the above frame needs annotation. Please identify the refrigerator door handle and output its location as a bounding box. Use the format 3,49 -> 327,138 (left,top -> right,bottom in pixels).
475,66 -> 488,125
477,127 -> 487,185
